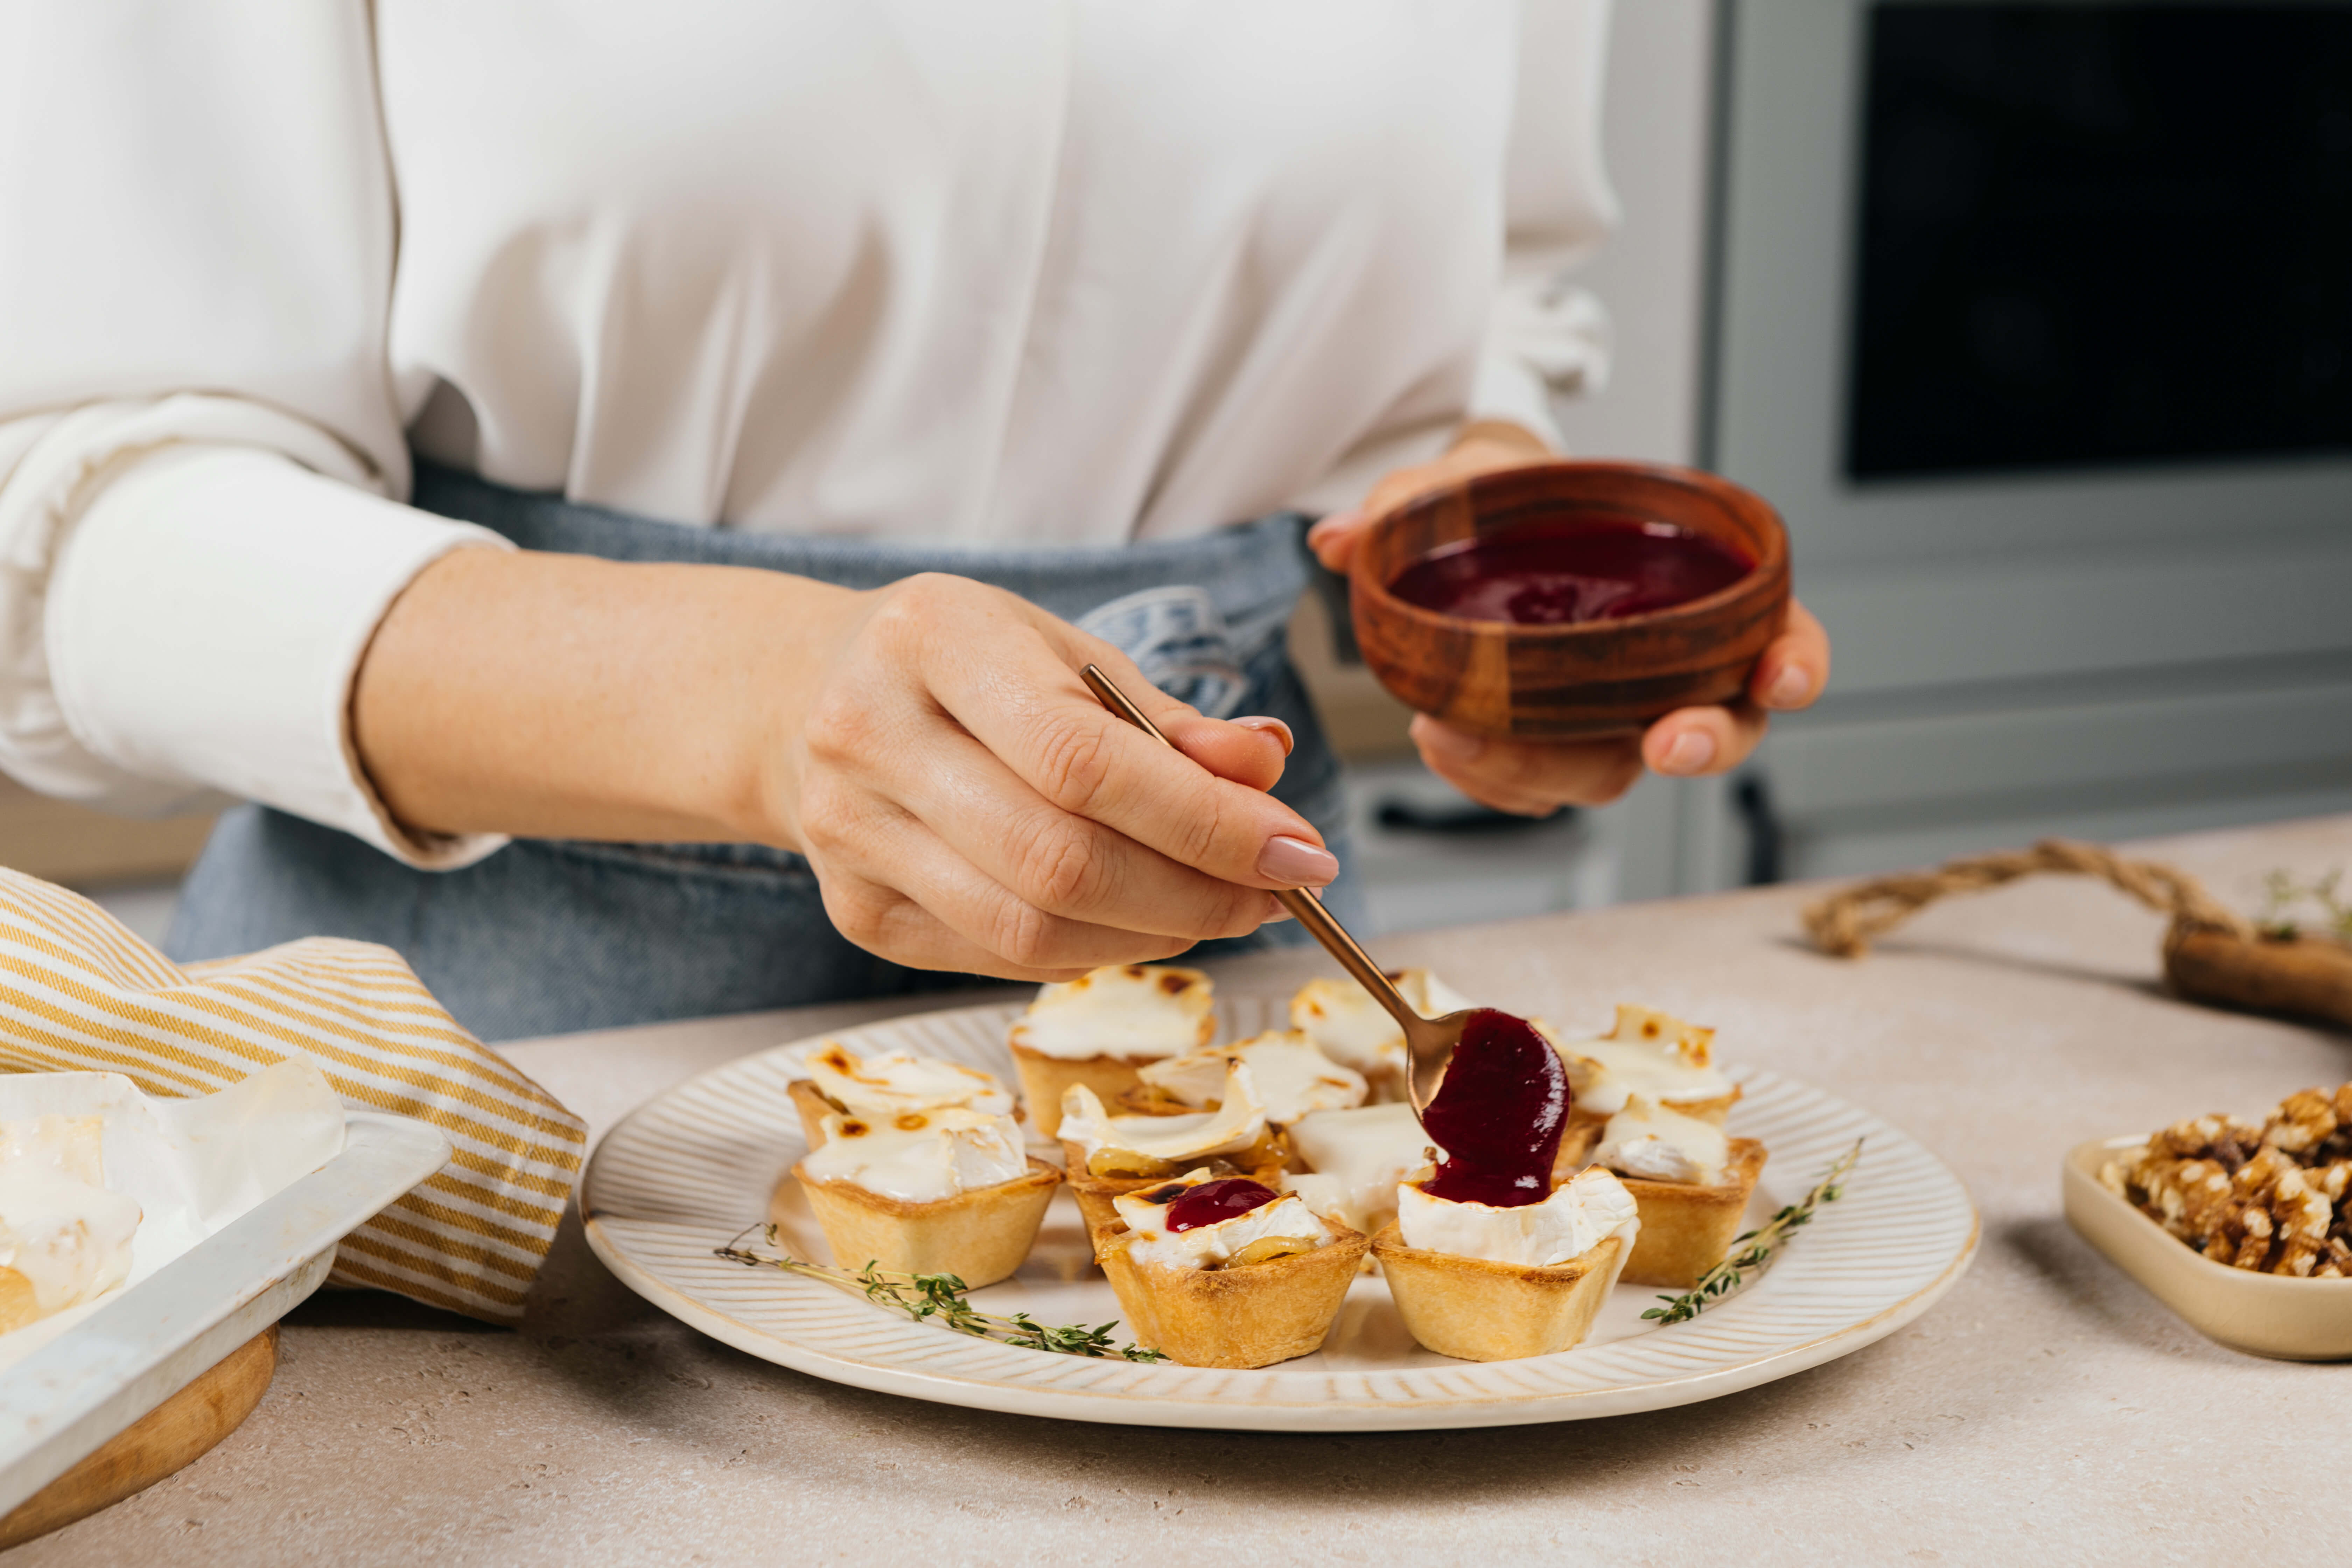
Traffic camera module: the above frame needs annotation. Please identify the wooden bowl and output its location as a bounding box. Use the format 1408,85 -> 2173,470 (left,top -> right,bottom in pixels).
1349,462 -> 1791,739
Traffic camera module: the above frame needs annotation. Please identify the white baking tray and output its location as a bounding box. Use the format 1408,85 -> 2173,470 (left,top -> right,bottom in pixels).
0,1111 -> 451,1513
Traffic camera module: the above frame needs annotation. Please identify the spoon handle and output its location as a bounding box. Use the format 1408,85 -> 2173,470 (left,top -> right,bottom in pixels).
1077,664 -> 1427,1034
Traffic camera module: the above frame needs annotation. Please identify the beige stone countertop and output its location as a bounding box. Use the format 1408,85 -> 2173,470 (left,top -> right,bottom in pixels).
20,816 -> 2352,1565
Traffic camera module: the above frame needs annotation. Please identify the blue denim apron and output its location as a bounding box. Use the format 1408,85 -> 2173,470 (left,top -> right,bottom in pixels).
167,463 -> 1359,1042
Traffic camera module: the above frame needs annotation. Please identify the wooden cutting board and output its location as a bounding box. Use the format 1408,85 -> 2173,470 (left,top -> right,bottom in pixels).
0,1329 -> 277,1550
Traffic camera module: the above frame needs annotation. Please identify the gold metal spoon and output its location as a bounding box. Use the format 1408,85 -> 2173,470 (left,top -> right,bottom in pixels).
1079,663 -> 1470,1113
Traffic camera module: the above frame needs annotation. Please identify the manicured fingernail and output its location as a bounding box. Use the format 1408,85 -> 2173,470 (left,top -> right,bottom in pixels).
1232,716 -> 1294,756
1659,731 -> 1716,775
1262,896 -> 1295,923
1257,835 -> 1339,888
1765,663 -> 1813,709
1414,719 -> 1485,764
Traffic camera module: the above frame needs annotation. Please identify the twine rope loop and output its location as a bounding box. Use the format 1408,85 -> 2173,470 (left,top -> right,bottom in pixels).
1802,838 -> 2253,959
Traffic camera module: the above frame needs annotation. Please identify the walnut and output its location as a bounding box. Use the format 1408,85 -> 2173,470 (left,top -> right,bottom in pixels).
2262,1087 -> 2340,1155
2118,1086 -> 2352,1276
2146,1114 -> 2262,1165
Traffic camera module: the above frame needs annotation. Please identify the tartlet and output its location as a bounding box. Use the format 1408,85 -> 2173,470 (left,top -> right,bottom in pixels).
1542,1005 -> 1741,1176
786,1040 -> 1015,1150
1094,1171 -> 1367,1368
1372,1228 -> 1625,1362
1007,965 -> 1214,1139
1372,1167 -> 1640,1361
788,1106 -> 1059,1288
1608,1148 -> 1769,1288
1291,968 -> 1474,1102
1119,1028 -> 1366,1124
1588,1093 -> 1769,1287
1058,1070 -> 1285,1245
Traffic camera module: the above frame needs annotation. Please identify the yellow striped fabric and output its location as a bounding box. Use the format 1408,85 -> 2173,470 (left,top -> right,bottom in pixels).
0,868 -> 585,1322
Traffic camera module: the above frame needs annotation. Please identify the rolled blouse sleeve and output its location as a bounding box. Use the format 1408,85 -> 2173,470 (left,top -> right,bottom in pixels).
1470,0 -> 1622,449
0,2 -> 507,867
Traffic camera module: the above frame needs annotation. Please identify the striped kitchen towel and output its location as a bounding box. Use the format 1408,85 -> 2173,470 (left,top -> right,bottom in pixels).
0,867 -> 585,1322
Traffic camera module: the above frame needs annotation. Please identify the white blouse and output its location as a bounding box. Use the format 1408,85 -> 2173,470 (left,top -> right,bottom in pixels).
0,1 -> 1615,867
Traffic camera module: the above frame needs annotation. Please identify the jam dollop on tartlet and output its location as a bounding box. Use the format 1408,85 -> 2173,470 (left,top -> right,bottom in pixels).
787,1041 -> 1016,1150
1124,1028 -> 1366,1122
1096,1169 -> 1368,1368
1291,969 -> 1475,1101
1588,1094 -> 1768,1288
788,1106 -> 1059,1289
1538,1004 -> 1740,1173
1058,1066 -> 1285,1243
1008,965 -> 1215,1139
1369,1009 -> 1642,1361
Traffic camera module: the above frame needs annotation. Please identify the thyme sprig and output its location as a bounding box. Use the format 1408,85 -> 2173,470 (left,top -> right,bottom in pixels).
715,1225 -> 1168,1362
2256,869 -> 2352,942
1640,1139 -> 1863,1325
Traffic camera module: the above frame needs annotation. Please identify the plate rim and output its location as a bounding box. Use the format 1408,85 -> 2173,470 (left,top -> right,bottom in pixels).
581,1001 -> 1981,1431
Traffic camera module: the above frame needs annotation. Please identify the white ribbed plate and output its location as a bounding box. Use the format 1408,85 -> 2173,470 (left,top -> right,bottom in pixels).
581,999 -> 1977,1431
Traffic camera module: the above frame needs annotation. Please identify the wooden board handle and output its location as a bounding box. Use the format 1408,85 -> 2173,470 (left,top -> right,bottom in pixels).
2165,931 -> 2352,1030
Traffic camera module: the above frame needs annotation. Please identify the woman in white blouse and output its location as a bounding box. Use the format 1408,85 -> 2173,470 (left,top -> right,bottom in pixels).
0,2 -> 1826,1038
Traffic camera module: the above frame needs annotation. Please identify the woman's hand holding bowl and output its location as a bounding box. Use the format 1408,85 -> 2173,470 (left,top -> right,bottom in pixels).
1309,421 -> 1831,816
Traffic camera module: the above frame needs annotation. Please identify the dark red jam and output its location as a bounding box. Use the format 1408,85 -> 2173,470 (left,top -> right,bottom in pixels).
1388,516 -> 1752,627
1418,1009 -> 1569,1208
1163,1177 -> 1279,1232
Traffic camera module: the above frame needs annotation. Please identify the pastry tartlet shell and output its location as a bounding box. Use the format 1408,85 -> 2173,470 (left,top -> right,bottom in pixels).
787,1079 -> 841,1149
1371,1224 -> 1624,1362
1010,1045 -> 1183,1141
785,1157 -> 1062,1290
1098,1223 -> 1369,1369
1616,1137 -> 1769,1288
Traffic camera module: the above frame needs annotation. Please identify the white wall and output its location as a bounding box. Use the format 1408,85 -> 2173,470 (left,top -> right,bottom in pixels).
1548,0 -> 1715,468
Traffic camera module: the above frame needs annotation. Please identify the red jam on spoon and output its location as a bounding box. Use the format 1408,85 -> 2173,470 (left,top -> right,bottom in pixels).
1388,516 -> 1752,627
1162,1177 -> 1279,1232
1418,1009 -> 1569,1207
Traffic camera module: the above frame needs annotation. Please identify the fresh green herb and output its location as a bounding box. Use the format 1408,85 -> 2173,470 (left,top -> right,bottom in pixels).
1641,1139 -> 1863,1325
2256,869 -> 2352,942
715,1225 -> 1169,1362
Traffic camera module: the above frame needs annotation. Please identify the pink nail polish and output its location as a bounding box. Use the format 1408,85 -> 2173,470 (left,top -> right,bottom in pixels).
1766,664 -> 1812,708
1232,716 -> 1295,756
1660,731 -> 1716,774
1256,835 -> 1338,888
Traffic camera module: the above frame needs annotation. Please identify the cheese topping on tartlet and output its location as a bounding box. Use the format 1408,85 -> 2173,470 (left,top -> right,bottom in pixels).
1114,1171 -> 1336,1271
1284,1101 -> 1438,1238
1008,964 -> 1214,1062
1593,1095 -> 1730,1186
0,1115 -> 141,1318
1290,969 -> 1474,1081
1538,1006 -> 1732,1117
1060,1065 -> 1267,1168
798,1107 -> 1028,1204
1396,1165 -> 1639,1269
1137,1030 -> 1366,1123
802,1042 -> 1014,1120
